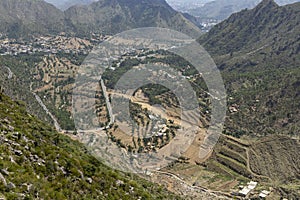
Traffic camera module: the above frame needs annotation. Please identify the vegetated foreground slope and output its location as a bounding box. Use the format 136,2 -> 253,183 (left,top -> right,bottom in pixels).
198,0 -> 300,137
0,91 -> 181,200
248,136 -> 300,197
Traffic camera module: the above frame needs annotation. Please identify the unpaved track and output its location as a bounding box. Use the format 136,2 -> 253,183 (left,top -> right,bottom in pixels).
109,91 -> 201,128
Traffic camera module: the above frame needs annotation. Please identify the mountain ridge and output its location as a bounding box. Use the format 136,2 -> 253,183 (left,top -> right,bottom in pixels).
64,0 -> 202,37
198,1 -> 300,137
187,0 -> 299,21
0,0 -> 202,38
198,0 -> 299,55
0,0 -> 65,37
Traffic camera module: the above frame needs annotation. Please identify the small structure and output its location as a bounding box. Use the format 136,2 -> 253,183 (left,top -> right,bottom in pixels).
259,190 -> 270,198
247,181 -> 258,190
239,187 -> 252,197
238,181 -> 258,197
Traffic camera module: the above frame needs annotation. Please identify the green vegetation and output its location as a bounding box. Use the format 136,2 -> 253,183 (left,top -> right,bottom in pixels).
102,51 -> 210,113
0,92 -> 181,199
0,56 -> 52,124
0,53 -> 87,131
203,136 -> 250,179
198,0 -> 300,137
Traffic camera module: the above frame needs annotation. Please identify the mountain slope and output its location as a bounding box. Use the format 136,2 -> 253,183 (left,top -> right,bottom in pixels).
64,0 -> 202,37
0,91 -> 181,199
198,0 -> 300,137
199,0 -> 300,55
0,56 -> 52,125
190,0 -> 259,20
188,0 -> 299,21
0,0 -> 201,38
0,0 -> 65,38
45,0 -> 95,10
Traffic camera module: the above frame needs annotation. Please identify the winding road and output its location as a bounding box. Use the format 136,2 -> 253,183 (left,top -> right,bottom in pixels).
30,83 -> 62,132
32,91 -> 62,132
29,79 -> 113,133
153,170 -> 234,199
100,79 -> 114,127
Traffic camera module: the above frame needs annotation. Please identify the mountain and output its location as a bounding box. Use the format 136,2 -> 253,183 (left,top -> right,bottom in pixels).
0,0 -> 201,38
0,91 -> 181,199
0,0 -> 65,38
189,0 -> 259,20
196,1 -> 300,196
44,0 -> 95,10
188,0 -> 299,21
166,0 -> 212,12
64,0 -> 202,37
198,0 -> 300,137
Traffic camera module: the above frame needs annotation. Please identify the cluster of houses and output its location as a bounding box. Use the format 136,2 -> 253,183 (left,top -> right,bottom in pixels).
200,19 -> 221,32
148,114 -> 171,136
234,181 -> 272,199
0,33 -> 106,56
239,181 -> 258,197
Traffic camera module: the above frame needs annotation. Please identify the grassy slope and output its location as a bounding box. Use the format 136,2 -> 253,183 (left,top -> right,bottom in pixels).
0,92 -> 181,200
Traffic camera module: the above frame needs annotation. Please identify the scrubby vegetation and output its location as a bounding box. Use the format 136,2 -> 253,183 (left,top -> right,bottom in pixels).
0,92 -> 181,199
199,0 -> 300,137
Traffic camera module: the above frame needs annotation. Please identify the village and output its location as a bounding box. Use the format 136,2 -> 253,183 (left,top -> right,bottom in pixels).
0,33 -> 107,56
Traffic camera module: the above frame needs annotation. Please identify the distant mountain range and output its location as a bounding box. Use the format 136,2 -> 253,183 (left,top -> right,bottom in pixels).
64,0 -> 201,37
183,0 -> 299,21
0,0 -> 201,38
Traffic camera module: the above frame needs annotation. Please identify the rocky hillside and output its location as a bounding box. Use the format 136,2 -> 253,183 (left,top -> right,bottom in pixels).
0,91 -> 181,199
188,0 -> 299,21
0,0 -> 65,38
45,0 -> 95,10
198,0 -> 300,137
64,0 -> 201,37
190,0 -> 259,20
0,0 -> 201,38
